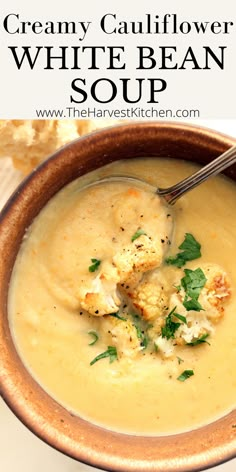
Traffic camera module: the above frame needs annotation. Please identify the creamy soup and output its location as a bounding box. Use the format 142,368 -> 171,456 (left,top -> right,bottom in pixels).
8,158 -> 236,435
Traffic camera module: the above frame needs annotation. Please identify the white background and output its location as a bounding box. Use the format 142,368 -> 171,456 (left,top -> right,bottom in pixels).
0,0 -> 236,118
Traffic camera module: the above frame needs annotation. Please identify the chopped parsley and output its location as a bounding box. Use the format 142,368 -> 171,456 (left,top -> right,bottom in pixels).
109,312 -> 127,321
88,330 -> 99,346
183,298 -> 203,311
88,258 -> 101,272
174,284 -> 181,293
177,356 -> 184,365
134,324 -> 148,349
173,313 -> 187,324
90,346 -> 118,366
131,228 -> 147,242
134,324 -> 143,338
161,306 -> 183,340
141,336 -> 149,349
187,333 -> 210,346
181,268 -> 207,312
166,233 -> 201,268
177,370 -> 194,382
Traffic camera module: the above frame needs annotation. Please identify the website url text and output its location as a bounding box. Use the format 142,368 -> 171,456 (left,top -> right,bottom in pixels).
35,107 -> 200,119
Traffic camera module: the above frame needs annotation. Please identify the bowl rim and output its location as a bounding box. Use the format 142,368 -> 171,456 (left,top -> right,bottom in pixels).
0,121 -> 236,472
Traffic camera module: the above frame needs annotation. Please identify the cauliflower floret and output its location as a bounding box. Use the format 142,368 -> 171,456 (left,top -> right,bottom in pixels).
77,235 -> 163,317
154,336 -> 175,358
173,263 -> 231,323
198,263 -> 231,321
78,271 -> 121,316
113,235 -> 163,285
169,291 -> 214,343
167,263 -> 231,346
102,315 -> 141,357
175,312 -> 213,345
152,298 -> 213,357
147,317 -> 165,341
126,272 -> 169,321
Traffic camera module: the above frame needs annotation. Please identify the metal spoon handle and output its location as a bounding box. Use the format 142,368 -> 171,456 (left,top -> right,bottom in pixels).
158,145 -> 236,205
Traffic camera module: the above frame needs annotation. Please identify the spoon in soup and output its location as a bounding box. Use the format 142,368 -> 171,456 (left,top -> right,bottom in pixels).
158,144 -> 236,204
96,145 -> 236,205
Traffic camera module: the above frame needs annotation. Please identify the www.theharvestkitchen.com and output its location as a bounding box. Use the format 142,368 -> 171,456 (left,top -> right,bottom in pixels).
35,107 -> 200,119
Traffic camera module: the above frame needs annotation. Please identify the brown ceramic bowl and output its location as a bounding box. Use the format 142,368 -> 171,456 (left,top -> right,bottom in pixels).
0,122 -> 236,472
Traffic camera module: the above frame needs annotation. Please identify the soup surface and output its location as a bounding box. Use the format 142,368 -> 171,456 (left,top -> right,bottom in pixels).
8,158 -> 236,435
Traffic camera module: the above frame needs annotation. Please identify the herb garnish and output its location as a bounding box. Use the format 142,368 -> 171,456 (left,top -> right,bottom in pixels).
110,312 -> 127,321
161,306 -> 184,340
141,336 -> 149,349
177,370 -> 194,382
90,346 -> 118,366
166,233 -> 201,268
131,228 -> 147,242
89,258 -> 101,272
88,330 -> 99,346
181,268 -> 207,312
174,284 -> 181,293
177,356 -> 184,364
174,313 -> 187,324
187,333 -> 210,346
134,324 -> 143,338
134,324 -> 148,349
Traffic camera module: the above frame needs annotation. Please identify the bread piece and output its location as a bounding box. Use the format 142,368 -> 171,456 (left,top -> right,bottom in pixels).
0,119 -> 120,174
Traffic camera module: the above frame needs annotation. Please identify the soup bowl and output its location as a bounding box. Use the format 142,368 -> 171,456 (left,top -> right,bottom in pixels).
0,121 -> 236,472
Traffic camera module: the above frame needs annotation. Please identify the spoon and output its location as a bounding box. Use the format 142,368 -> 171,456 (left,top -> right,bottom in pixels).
158,145 -> 236,204
95,144 -> 236,205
